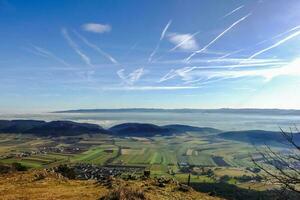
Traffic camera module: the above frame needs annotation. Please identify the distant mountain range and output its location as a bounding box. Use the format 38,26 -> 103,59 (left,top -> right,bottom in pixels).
0,120 -> 297,145
0,120 -> 45,133
53,108 -> 300,115
0,120 -> 108,136
109,123 -> 172,137
218,130 -> 300,144
0,120 -> 220,137
108,123 -> 220,137
162,124 -> 220,134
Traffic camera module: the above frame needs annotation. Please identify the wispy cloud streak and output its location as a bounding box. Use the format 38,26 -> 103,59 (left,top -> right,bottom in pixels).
29,45 -> 71,67
117,68 -> 145,85
74,31 -> 118,64
255,25 -> 300,46
249,29 -> 300,59
106,86 -> 199,91
221,5 -> 245,19
159,58 -> 289,83
61,28 -> 94,67
148,20 -> 172,62
216,49 -> 244,60
160,20 -> 172,40
185,13 -> 251,62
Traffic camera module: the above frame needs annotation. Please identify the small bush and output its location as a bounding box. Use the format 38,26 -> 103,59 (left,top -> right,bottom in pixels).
34,173 -> 46,181
100,187 -> 147,200
0,164 -> 11,173
55,164 -> 76,179
11,162 -> 27,171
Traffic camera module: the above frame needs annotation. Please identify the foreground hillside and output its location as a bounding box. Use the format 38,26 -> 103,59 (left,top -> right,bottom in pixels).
0,170 -> 222,200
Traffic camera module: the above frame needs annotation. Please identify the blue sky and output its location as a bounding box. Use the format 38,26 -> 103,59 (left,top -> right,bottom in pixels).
1,0 -> 300,112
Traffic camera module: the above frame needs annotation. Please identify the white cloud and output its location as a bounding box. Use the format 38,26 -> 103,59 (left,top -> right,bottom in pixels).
169,31 -> 200,52
167,33 -> 199,51
117,68 -> 145,85
82,23 -> 111,33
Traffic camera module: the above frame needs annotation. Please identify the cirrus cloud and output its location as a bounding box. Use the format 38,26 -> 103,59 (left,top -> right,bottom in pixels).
167,33 -> 199,51
82,23 -> 111,33
158,58 -> 300,86
117,68 -> 145,85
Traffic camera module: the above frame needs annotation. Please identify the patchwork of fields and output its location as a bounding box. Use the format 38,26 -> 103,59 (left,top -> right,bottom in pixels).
0,132 -> 258,173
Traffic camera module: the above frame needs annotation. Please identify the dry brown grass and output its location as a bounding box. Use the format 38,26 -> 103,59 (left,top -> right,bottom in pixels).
0,170 -> 223,200
100,187 -> 147,200
214,167 -> 254,177
0,170 -> 105,200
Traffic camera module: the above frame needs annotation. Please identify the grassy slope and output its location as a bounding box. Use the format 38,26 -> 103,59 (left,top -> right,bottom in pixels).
0,170 -> 222,200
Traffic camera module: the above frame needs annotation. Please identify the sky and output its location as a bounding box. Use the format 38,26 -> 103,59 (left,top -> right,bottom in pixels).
1,0 -> 300,112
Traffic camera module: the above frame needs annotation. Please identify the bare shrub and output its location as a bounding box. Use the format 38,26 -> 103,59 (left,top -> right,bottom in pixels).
100,186 -> 147,200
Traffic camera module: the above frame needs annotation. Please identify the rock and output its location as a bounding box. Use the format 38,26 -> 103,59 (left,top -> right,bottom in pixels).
144,170 -> 150,178
158,182 -> 165,187
178,184 -> 190,192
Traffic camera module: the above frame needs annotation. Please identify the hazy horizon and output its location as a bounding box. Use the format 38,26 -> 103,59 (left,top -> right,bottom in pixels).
2,106 -> 300,115
1,108 -> 300,131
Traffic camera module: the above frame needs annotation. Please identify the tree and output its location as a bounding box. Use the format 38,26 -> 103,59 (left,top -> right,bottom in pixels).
251,127 -> 300,195
11,162 -> 27,171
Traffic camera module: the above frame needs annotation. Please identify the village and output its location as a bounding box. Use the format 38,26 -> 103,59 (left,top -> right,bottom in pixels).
0,146 -> 83,160
69,163 -> 146,181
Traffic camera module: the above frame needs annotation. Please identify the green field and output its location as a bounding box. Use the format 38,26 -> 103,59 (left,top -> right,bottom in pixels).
0,132 -> 276,183
0,132 -> 263,172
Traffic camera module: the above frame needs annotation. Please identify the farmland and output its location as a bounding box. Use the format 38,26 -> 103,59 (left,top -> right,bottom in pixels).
0,132 -> 288,194
1,128 -> 295,199
0,132 -> 261,174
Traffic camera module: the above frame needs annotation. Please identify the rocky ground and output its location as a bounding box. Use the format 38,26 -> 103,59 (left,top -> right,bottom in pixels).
0,170 -> 223,200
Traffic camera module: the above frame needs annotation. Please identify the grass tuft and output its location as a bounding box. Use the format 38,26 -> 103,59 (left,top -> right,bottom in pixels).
100,186 -> 147,200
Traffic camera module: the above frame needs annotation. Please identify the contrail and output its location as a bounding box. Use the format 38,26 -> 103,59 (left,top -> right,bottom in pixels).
160,20 -> 172,40
148,45 -> 160,62
62,28 -> 94,68
217,49 -> 244,59
24,47 -> 48,58
255,25 -> 300,46
158,67 -> 196,83
158,69 -> 177,83
169,31 -> 200,52
249,29 -> 300,59
30,45 -> 71,67
185,13 -> 251,62
117,68 -> 145,85
221,5 -> 245,19
73,31 -> 119,65
148,20 -> 172,62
